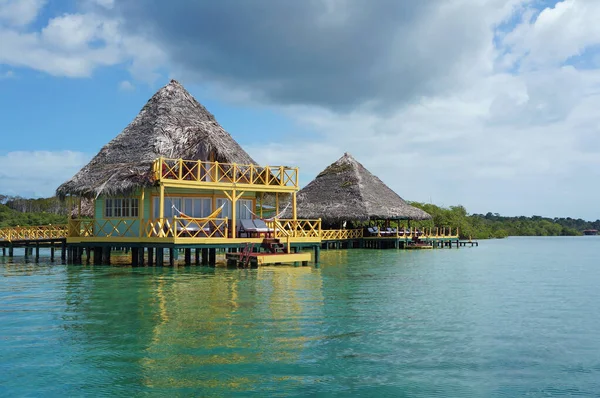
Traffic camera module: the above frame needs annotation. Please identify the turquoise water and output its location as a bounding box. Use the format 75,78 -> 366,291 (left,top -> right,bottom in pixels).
1,237 -> 600,397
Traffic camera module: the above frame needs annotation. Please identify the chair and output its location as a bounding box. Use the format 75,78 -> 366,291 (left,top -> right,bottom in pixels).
367,227 -> 379,236
252,219 -> 274,237
239,219 -> 259,238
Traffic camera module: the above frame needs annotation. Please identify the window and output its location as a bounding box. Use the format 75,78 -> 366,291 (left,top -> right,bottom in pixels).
105,197 -> 139,218
153,197 -> 213,219
216,198 -> 253,220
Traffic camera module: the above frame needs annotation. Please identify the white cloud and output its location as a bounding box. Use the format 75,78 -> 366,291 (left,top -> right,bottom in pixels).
0,151 -> 90,197
502,0 -> 600,69
118,80 -> 134,91
0,3 -> 165,80
0,0 -> 45,27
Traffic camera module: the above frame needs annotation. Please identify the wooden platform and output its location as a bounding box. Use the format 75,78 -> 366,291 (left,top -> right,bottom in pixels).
225,251 -> 311,267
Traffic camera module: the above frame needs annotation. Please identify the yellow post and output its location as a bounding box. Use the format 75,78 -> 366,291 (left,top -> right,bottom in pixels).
213,161 -> 219,182
275,192 -> 280,215
231,189 -> 237,239
295,167 -> 299,188
77,197 -> 82,218
260,192 -> 264,218
279,166 -> 284,186
159,184 -> 165,237
139,188 -> 145,238
292,192 -> 297,220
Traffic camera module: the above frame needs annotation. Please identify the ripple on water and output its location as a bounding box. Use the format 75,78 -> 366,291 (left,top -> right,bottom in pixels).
2,239 -> 600,396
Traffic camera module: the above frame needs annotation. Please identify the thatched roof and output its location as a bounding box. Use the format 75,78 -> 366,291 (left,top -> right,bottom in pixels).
289,153 -> 431,222
56,80 -> 257,198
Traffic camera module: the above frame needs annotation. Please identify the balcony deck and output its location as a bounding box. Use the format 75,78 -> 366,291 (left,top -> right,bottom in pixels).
153,158 -> 299,192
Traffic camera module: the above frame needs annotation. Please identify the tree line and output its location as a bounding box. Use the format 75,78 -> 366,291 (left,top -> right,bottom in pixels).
408,202 -> 591,239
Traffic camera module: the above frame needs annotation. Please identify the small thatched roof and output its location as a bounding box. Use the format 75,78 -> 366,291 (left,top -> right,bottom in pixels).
56,80 -> 257,198
289,153 -> 431,222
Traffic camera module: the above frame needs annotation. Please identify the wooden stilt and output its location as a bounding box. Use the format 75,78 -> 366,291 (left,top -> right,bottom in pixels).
169,248 -> 175,266
148,247 -> 154,266
138,247 -> 145,266
94,247 -> 102,265
184,248 -> 191,266
195,248 -> 200,265
35,243 -> 40,261
156,248 -> 164,266
101,247 -> 111,265
208,248 -> 216,266
132,247 -> 139,267
61,241 -> 66,263
202,248 -> 209,265
314,245 -> 320,264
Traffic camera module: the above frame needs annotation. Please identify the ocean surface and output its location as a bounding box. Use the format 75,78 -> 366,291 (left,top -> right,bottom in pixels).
1,237 -> 599,397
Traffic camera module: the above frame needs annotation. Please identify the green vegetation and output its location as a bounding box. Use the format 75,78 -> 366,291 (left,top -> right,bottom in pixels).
408,202 -> 589,239
0,204 -> 67,228
0,195 -> 67,227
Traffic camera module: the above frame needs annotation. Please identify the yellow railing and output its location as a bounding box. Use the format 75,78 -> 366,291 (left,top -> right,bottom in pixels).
363,227 -> 460,238
267,219 -> 322,239
145,217 -> 229,238
153,157 -> 299,189
0,225 -> 68,242
68,218 -> 230,239
321,229 -> 364,240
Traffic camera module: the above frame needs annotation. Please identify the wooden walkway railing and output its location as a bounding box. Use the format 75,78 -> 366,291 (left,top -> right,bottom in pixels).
321,227 -> 460,241
0,225 -> 68,242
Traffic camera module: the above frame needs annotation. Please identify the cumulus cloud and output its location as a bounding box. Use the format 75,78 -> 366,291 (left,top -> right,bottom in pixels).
2,0 -> 600,218
0,151 -> 90,197
0,1 -> 164,79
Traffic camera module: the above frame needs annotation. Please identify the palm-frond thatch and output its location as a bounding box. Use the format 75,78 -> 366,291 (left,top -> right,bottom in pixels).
56,80 -> 257,199
290,153 -> 431,222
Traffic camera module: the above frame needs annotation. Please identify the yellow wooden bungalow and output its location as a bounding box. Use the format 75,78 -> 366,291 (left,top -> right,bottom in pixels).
55,80 -> 320,265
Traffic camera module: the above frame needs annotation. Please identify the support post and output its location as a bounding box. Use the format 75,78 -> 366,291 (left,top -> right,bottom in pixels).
231,189 -> 237,239
101,247 -> 111,265
314,245 -> 320,264
61,241 -> 66,262
132,247 -> 139,267
209,248 -> 216,266
195,248 -> 200,265
156,248 -> 164,266
94,247 -> 102,265
292,192 -> 297,220
148,247 -> 154,266
35,243 -> 40,261
8,245 -> 13,257
169,248 -> 175,266
138,247 -> 145,266
184,248 -> 191,266
139,188 -> 145,238
159,184 -> 165,237
202,248 -> 209,265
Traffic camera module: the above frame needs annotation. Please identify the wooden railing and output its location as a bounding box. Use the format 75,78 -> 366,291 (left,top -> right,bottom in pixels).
153,157 -> 299,189
68,218 -> 230,239
146,217 -> 229,238
321,229 -> 364,240
363,227 -> 460,238
267,219 -> 322,239
0,225 -> 68,242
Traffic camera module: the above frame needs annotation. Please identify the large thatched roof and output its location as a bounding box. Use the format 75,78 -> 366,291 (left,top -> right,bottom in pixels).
290,153 -> 431,222
56,80 -> 257,198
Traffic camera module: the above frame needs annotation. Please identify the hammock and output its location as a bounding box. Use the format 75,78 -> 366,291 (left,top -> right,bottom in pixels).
172,203 -> 225,220
243,202 -> 290,221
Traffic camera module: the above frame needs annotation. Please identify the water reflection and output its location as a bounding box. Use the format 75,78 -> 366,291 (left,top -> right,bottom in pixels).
61,265 -> 325,394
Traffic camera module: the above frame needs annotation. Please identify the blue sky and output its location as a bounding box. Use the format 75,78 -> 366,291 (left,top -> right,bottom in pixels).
1,0 -> 600,220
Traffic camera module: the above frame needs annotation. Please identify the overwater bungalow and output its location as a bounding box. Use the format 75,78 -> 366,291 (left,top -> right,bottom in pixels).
55,80 -> 320,265
289,153 -> 458,248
